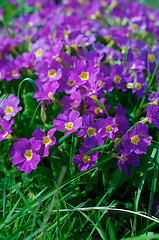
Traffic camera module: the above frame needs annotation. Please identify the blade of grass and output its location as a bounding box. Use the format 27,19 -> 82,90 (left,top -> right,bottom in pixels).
3,179 -> 7,218
147,144 -> 159,228
51,8 -> 63,38
17,78 -> 38,98
123,41 -> 129,65
132,146 -> 158,234
79,210 -> 107,240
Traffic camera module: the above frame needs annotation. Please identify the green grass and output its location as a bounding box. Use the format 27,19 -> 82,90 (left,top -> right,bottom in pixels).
1,0 -> 159,239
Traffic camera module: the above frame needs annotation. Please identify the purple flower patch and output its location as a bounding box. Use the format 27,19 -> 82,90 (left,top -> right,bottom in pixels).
122,123 -> 152,154
72,145 -> 98,171
10,138 -> 41,174
53,109 -> 82,135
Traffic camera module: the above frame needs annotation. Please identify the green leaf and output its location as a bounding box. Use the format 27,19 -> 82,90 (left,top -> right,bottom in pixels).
22,92 -> 38,115
35,166 -> 54,189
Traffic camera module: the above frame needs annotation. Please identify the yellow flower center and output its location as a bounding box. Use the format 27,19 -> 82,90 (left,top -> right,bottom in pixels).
131,135 -> 140,145
114,75 -> 121,83
122,46 -> 126,54
36,48 -> 42,57
25,35 -> 31,41
82,155 -> 90,163
27,21 -> 33,27
72,44 -> 78,51
133,24 -> 138,30
108,40 -> 115,47
56,57 -> 61,62
65,122 -> 73,130
98,81 -> 104,87
12,71 -> 18,77
67,80 -> 76,86
79,72 -> 89,81
148,54 -> 155,62
36,3 -> 41,8
115,137 -> 120,144
2,131 -> 8,139
121,155 -> 127,164
48,92 -> 54,100
7,134 -> 13,139
101,0 -> 107,7
5,106 -> 13,114
78,0 -> 88,6
48,69 -> 56,78
106,125 -> 113,133
43,136 -> 51,146
149,14 -> 154,20
64,30 -> 70,39
94,107 -> 102,114
87,127 -> 96,137
24,150 -> 33,161
135,82 -> 141,90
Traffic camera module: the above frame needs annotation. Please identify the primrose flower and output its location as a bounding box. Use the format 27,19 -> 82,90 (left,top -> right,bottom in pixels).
53,109 -> 82,135
117,152 -> 140,176
99,116 -> 118,141
132,72 -> 148,98
0,119 -> 14,141
68,59 -> 100,87
10,138 -> 41,174
34,60 -> 62,82
0,94 -> 22,120
148,90 -> 159,104
78,114 -> 104,148
122,123 -> 152,154
32,127 -> 56,157
115,104 -> 129,135
5,60 -> 21,81
33,81 -> 59,102
146,104 -> 159,129
152,199 -> 159,217
72,145 -> 98,171
105,64 -> 131,92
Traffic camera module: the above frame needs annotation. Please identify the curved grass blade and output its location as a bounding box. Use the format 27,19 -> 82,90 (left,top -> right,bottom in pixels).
17,78 -> 38,99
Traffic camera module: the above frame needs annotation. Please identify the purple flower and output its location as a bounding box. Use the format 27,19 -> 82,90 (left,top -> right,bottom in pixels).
122,123 -> 152,154
32,127 -> 56,157
34,60 -> 62,82
0,94 -> 22,120
132,72 -> 148,98
152,199 -> 159,217
117,153 -> 140,176
105,64 -> 131,92
146,104 -> 159,129
10,138 -> 41,174
72,145 -> 98,171
115,104 -> 130,135
0,119 -> 14,141
78,114 -> 104,148
5,60 -> 21,81
53,109 -> 82,135
33,81 -> 59,102
99,116 -> 118,141
68,58 -> 100,87
148,90 -> 159,104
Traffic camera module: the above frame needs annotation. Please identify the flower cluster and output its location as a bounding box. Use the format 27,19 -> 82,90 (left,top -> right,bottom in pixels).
0,0 -> 159,175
